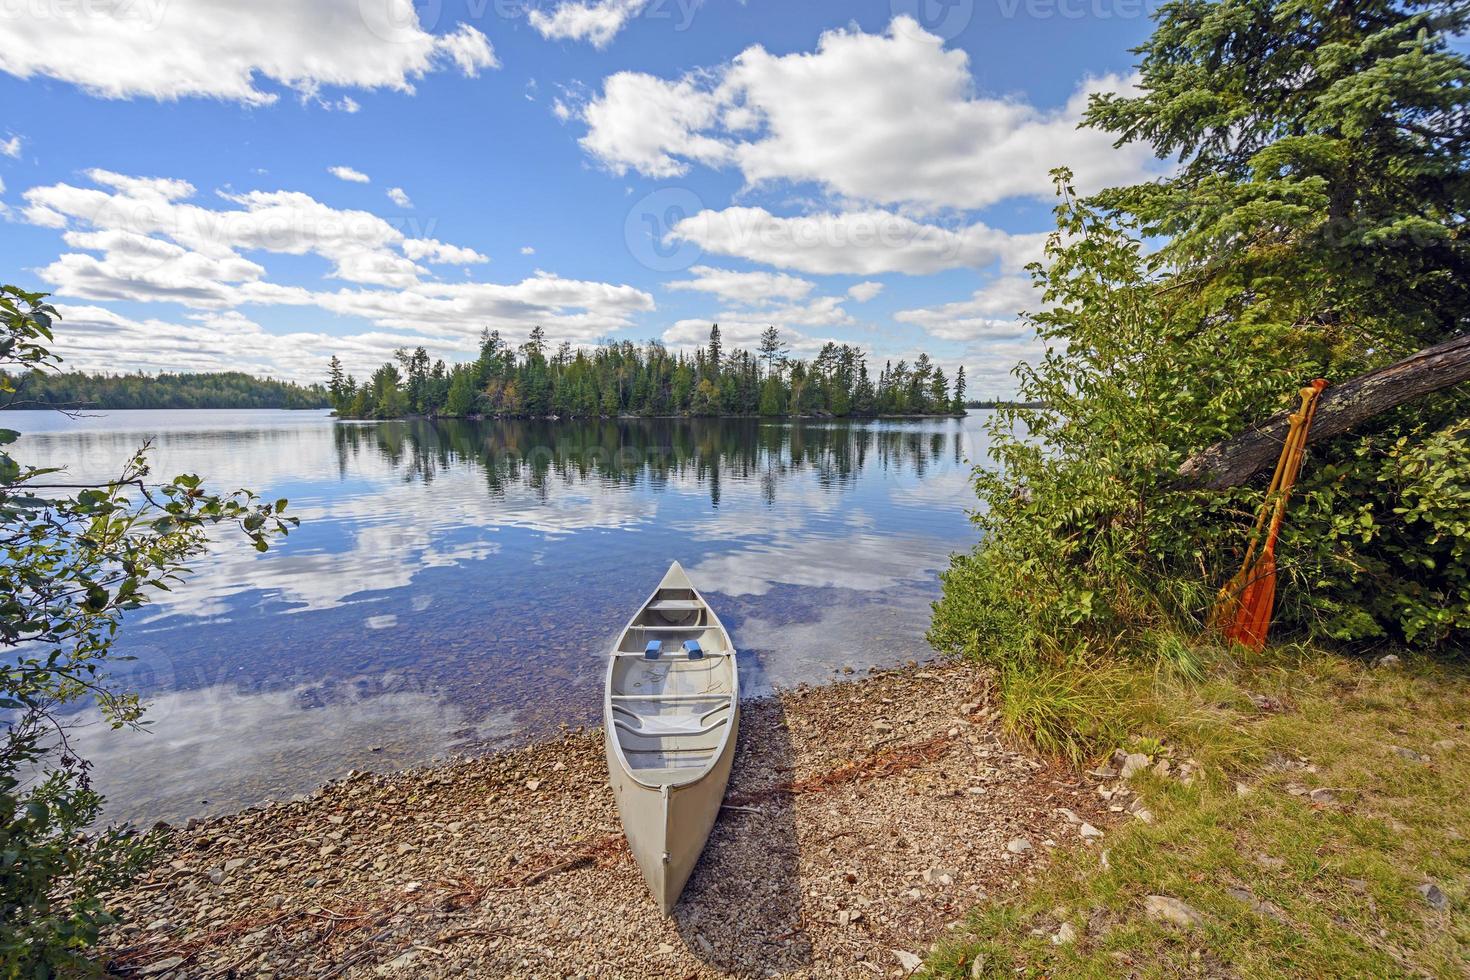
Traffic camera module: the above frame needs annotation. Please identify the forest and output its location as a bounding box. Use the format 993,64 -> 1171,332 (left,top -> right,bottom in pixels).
329,324 -> 967,419
1,369 -> 329,410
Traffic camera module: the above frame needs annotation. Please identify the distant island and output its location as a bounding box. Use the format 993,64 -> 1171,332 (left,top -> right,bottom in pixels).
330,324 -> 970,420
1,370 -> 329,410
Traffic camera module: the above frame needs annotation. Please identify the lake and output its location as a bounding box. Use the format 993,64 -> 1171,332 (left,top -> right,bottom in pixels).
6,409 -> 991,826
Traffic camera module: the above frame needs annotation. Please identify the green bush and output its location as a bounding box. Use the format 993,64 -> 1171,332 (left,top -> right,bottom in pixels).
0,285 -> 297,974
932,0 -> 1470,757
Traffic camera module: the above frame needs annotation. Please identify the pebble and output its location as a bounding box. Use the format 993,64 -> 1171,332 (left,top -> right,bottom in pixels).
891,949 -> 922,971
92,661 -> 1112,978
1308,788 -> 1337,804
1417,882 -> 1448,911
1391,746 -> 1430,764
1373,654 -> 1402,668
1120,753 -> 1150,780
1144,894 -> 1204,928
1049,922 -> 1077,945
138,956 -> 186,975
1079,823 -> 1103,840
1133,809 -> 1155,824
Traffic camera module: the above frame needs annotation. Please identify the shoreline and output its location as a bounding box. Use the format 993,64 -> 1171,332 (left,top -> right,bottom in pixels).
333,411 -> 973,423
98,660 -> 1120,978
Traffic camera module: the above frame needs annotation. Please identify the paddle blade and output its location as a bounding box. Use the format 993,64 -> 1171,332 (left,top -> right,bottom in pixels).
1223,554 -> 1277,651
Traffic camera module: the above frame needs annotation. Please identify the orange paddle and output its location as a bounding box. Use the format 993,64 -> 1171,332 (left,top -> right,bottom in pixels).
1216,379 -> 1327,650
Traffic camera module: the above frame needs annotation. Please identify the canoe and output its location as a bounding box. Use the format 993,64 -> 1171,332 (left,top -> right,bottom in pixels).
604,560 -> 739,915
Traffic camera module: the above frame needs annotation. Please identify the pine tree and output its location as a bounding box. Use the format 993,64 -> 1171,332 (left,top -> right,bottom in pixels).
951,365 -> 967,413
758,325 -> 787,378
706,323 -> 722,381
326,355 -> 347,411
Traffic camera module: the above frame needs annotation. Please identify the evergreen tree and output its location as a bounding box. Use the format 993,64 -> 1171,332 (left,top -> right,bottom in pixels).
706,323 -> 722,380
758,324 -> 787,377
951,365 -> 967,413
444,365 -> 477,417
327,355 -> 347,410
1086,0 -> 1470,356
759,375 -> 785,416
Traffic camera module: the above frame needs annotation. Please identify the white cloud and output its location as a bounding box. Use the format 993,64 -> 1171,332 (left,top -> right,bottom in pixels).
528,0 -> 650,48
520,246 -> 536,255
894,275 -> 1039,340
847,281 -> 883,303
666,265 -> 813,305
329,165 -> 371,183
580,72 -> 729,178
0,1 -> 497,105
45,304 -> 453,383
20,170 -> 654,345
0,135 -> 20,158
669,206 -> 1019,275
402,238 -> 488,265
578,17 -> 1161,210
662,294 -> 854,356
23,171 -> 481,288
387,187 -> 413,207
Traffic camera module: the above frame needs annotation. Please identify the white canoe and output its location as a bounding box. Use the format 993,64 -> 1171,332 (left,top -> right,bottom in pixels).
604,561 -> 739,915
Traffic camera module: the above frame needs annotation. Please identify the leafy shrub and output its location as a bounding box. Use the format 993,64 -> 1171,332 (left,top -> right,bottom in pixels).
0,285 -> 297,974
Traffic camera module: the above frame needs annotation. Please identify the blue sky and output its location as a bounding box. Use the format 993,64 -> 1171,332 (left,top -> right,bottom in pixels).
0,0 -> 1165,396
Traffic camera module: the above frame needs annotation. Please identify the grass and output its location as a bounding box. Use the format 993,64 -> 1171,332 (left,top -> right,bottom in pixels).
924,646 -> 1470,977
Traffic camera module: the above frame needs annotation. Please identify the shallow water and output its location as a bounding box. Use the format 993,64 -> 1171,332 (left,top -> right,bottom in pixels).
6,410 -> 992,825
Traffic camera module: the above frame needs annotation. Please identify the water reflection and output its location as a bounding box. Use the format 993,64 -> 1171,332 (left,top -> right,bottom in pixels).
5,411 -> 988,825
332,417 -> 970,506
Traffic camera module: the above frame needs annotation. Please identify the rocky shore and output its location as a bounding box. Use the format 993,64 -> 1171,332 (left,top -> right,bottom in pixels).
99,662 -> 1119,978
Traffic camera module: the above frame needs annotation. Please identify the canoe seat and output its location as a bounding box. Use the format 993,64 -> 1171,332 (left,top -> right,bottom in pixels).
644,640 -> 661,660
683,639 -> 703,660
648,599 -> 702,613
613,715 -> 728,738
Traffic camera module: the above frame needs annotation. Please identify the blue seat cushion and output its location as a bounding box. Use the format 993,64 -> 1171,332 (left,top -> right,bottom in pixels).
644,640 -> 661,660
683,639 -> 704,660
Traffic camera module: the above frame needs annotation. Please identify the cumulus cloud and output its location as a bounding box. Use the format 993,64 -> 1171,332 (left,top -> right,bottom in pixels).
19,170 -> 654,345
46,304 -> 461,383
1,135 -> 20,158
847,281 -> 883,303
528,0 -> 651,48
668,206 -> 1021,276
577,17 -> 1161,210
0,0 -> 497,104
580,72 -> 729,178
402,238 -> 489,265
666,265 -> 814,305
387,187 -> 413,207
329,165 -> 371,183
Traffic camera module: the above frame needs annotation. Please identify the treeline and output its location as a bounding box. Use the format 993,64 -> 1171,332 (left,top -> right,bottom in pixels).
329,324 -> 967,420
1,370 -> 329,410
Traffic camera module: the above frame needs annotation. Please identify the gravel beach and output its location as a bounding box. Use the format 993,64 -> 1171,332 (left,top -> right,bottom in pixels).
99,661 -> 1115,978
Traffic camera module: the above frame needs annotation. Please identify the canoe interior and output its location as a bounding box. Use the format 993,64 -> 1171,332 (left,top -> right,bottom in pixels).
610,586 -> 735,786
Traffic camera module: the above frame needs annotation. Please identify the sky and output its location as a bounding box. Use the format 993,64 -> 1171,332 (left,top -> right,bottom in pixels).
0,0 -> 1168,397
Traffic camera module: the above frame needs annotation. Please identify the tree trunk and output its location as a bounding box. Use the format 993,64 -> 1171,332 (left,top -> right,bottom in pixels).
1176,333 -> 1470,490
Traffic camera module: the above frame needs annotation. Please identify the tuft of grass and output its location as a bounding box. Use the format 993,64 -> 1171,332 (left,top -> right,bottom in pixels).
926,648 -> 1470,978
996,658 -> 1148,763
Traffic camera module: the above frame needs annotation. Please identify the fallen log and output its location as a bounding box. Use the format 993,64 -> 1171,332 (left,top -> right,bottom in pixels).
1176,333 -> 1470,490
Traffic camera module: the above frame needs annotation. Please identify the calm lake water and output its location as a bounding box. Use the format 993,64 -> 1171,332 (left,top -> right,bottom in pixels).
7,409 -> 991,825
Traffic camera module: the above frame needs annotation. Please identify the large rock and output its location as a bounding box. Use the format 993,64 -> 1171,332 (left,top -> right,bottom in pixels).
1144,894 -> 1204,928
1120,754 -> 1151,780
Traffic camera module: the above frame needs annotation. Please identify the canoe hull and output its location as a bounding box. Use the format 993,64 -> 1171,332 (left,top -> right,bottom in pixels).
603,561 -> 739,915
604,704 -> 739,915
